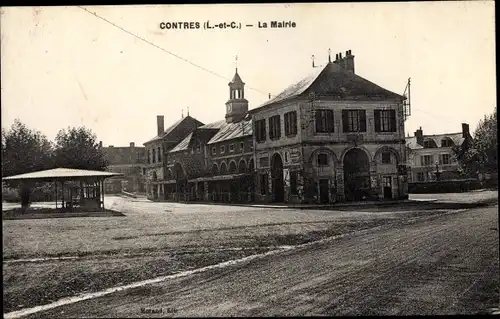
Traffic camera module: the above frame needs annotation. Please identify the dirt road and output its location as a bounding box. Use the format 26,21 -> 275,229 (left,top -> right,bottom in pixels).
23,205 -> 499,317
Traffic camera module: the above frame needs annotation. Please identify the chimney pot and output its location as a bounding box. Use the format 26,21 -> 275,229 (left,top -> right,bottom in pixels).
157,115 -> 165,136
130,142 -> 135,148
339,52 -> 342,59
461,123 -> 470,138
415,127 -> 424,146
335,53 -> 339,60
99,141 -> 103,148
345,50 -> 349,56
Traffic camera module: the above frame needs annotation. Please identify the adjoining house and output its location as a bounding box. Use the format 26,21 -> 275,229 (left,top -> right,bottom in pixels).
142,115 -> 204,200
405,124 -> 472,182
101,142 -> 146,194
164,69 -> 255,203
143,49 -> 411,203
249,50 -> 409,203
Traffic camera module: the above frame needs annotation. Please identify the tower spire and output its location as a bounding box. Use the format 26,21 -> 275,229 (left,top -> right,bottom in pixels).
235,55 -> 238,72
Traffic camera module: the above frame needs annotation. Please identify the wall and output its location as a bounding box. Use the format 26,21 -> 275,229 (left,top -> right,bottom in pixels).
208,135 -> 254,174
407,146 -> 459,182
251,98 -> 407,203
253,101 -> 302,151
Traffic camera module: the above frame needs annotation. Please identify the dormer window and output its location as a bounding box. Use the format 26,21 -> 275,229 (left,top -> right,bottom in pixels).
441,138 -> 454,148
229,144 -> 235,153
212,147 -> 216,155
423,139 -> 438,148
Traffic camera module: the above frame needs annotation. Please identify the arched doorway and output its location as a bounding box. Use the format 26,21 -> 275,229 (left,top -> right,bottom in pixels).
343,148 -> 371,201
271,153 -> 285,202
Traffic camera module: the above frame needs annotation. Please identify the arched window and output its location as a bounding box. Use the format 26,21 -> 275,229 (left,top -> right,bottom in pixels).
212,164 -> 219,175
229,161 -> 237,174
441,138 -> 454,148
220,162 -> 227,175
423,139 -> 438,148
238,160 -> 247,173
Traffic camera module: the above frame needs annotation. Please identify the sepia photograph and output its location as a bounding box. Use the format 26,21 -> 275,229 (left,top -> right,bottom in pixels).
1,2 -> 498,318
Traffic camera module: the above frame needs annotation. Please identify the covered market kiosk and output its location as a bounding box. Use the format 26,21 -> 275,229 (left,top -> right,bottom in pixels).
3,168 -> 123,211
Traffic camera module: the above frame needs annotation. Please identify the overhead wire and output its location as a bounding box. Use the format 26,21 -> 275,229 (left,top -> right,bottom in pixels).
77,6 -> 273,97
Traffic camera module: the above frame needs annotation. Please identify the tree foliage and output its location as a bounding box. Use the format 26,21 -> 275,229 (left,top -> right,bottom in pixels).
54,126 -> 108,170
1,120 -> 54,187
453,110 -> 497,177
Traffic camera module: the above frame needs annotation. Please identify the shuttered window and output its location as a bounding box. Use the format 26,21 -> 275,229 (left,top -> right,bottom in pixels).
269,115 -> 281,139
255,119 -> 266,142
374,109 -> 397,132
284,111 -> 298,136
342,110 -> 366,132
315,109 -> 334,133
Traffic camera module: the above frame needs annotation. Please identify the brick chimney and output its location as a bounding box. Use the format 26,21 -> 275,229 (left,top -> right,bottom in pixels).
333,49 -> 355,73
461,123 -> 470,138
99,141 -> 103,148
157,115 -> 164,136
130,142 -> 135,148
415,127 -> 424,145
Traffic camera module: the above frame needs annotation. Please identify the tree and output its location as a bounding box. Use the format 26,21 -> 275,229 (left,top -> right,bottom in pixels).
1,120 -> 55,207
54,126 -> 108,170
453,110 -> 497,178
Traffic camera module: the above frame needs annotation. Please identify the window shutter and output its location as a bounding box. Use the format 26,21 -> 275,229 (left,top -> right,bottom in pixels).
277,116 -> 281,138
327,110 -> 334,132
315,110 -> 322,132
342,110 -> 349,132
390,110 -> 397,132
293,112 -> 297,134
439,155 -> 443,165
284,114 -> 289,135
360,110 -> 367,132
374,110 -> 381,132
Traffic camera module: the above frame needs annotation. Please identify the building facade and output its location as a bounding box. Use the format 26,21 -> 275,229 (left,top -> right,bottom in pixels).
142,115 -> 204,200
405,124 -> 471,182
249,50 -> 409,203
144,50 -> 410,203
101,142 -> 146,194
161,69 -> 255,203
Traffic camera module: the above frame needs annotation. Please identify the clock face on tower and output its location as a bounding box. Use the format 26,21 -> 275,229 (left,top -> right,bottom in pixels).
227,104 -> 232,112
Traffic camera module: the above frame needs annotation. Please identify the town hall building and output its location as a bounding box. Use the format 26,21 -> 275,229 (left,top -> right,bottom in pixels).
143,49 -> 410,203
249,50 -> 409,203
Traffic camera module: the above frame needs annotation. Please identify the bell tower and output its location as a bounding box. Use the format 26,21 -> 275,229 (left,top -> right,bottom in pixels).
225,56 -> 249,123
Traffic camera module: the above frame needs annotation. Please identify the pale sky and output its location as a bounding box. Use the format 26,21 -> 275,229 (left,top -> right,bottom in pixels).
1,2 -> 496,147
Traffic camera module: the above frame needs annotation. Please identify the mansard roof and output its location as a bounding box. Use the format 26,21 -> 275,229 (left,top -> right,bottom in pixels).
406,132 -> 465,150
251,62 -> 404,113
